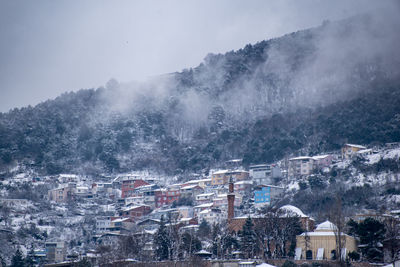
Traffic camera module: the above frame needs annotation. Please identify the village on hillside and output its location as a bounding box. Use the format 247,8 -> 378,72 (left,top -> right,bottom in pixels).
1,143 -> 400,267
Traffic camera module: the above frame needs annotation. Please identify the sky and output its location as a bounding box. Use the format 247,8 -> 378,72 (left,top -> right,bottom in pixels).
0,0 -> 395,112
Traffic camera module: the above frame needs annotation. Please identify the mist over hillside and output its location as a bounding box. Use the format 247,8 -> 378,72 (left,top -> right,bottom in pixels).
1,11 -> 400,176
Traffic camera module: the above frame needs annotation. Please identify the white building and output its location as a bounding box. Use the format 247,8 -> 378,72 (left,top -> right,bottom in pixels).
198,208 -> 224,225
195,193 -> 215,205
288,156 -> 315,178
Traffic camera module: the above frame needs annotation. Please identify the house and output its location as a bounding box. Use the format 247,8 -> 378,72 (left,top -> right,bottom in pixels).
110,217 -> 135,233
155,189 -> 168,208
213,193 -> 242,210
57,174 -> 79,183
177,206 -> 194,219
121,178 -> 150,198
341,144 -> 367,159
312,155 -> 334,169
45,241 -> 66,263
194,203 -> 214,217
75,186 -> 91,198
234,180 -> 253,195
181,178 -> 212,188
96,216 -> 112,233
198,208 -> 224,225
48,184 -> 74,203
120,205 -> 151,221
125,196 -> 145,206
249,164 -> 282,185
165,185 -> 181,204
254,185 -> 284,208
295,220 -> 357,260
211,169 -> 250,185
196,192 -> 215,205
211,170 -> 229,185
134,184 -> 159,208
180,185 -> 204,199
288,156 -> 315,178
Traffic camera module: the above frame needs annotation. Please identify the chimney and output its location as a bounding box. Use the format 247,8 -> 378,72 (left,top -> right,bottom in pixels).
227,176 -> 235,221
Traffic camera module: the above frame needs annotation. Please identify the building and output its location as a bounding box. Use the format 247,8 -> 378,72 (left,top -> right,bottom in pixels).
249,164 -> 282,185
198,208 -> 224,225
181,178 -> 212,189
234,180 -> 253,195
211,169 -> 249,185
312,155 -> 334,169
180,185 -> 204,199
45,241 -> 66,263
229,205 -> 314,233
195,193 -> 215,205
288,156 -> 315,178
121,178 -> 150,198
48,184 -> 74,203
96,216 -> 114,233
211,170 -> 229,185
295,221 -> 357,260
341,144 -> 367,159
254,185 -> 284,207
120,205 -> 151,221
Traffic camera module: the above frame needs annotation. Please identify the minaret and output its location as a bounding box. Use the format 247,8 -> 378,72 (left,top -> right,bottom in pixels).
227,175 -> 235,222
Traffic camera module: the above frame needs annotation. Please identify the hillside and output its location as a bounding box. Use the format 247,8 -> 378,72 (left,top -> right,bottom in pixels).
0,13 -> 399,176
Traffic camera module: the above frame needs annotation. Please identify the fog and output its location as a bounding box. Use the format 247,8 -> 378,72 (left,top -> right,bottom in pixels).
0,0 -> 395,112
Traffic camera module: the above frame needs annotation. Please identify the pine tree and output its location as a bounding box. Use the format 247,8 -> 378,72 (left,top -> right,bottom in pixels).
198,219 -> 211,239
154,215 -> 171,261
10,249 -> 25,267
25,246 -> 35,267
240,217 -> 258,259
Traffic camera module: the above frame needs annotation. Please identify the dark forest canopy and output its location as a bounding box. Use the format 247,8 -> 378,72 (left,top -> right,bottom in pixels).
1,14 -> 399,176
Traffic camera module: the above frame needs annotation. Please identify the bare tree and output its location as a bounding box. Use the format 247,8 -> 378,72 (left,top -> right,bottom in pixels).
329,196 -> 346,266
384,216 -> 400,264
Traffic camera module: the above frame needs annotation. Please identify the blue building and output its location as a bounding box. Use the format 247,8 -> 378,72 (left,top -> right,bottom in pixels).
254,185 -> 284,207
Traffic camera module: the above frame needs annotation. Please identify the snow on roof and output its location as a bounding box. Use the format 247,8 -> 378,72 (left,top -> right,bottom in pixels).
194,203 -> 214,208
279,205 -> 308,217
312,155 -> 331,160
180,185 -> 200,190
213,169 -> 229,175
145,229 -> 157,235
316,220 -> 337,231
300,232 -> 341,236
234,180 -> 253,185
112,218 -> 129,223
195,250 -> 212,255
122,205 -> 150,211
179,217 -> 193,222
289,156 -> 313,161
257,263 -> 277,267
345,144 -> 366,149
357,149 -> 372,154
199,209 -> 211,214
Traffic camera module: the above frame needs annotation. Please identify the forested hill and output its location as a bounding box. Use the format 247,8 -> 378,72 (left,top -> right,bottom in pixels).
0,14 -> 399,176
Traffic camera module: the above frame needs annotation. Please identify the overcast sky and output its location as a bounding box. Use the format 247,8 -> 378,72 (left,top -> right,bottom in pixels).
0,0 -> 394,112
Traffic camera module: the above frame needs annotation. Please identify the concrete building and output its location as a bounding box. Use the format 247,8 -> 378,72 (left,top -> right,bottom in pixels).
254,185 -> 284,207
196,192 -> 215,205
45,241 -> 66,263
295,221 -> 358,260
211,170 -> 249,186
198,208 -> 224,225
341,144 -> 367,159
48,184 -> 74,203
288,156 -> 315,178
249,164 -> 282,185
